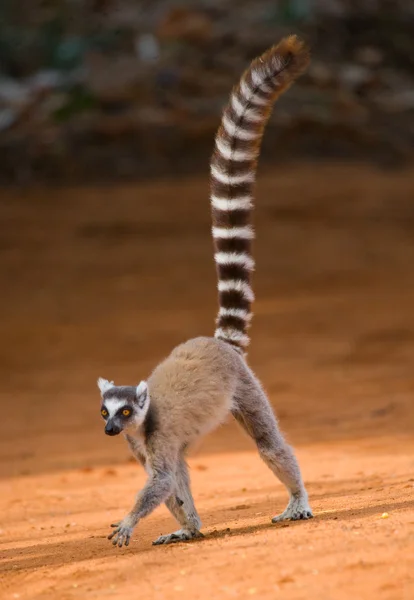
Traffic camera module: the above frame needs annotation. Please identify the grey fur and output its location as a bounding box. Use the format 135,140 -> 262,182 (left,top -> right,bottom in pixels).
99,337 -> 312,547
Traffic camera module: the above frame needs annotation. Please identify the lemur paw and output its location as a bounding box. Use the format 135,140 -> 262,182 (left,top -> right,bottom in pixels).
108,514 -> 138,547
152,529 -> 204,546
272,494 -> 313,523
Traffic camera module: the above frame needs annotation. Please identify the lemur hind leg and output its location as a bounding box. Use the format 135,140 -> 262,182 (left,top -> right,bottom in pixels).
153,457 -> 203,545
232,377 -> 313,522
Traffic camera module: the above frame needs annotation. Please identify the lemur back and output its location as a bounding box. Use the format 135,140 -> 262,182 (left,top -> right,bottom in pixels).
97,36 -> 313,548
147,337 -> 241,443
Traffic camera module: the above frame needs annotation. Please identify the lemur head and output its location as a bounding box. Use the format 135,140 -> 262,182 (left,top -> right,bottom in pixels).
97,378 -> 149,436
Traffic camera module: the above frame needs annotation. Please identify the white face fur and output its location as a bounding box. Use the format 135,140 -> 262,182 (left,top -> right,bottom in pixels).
97,378 -> 150,436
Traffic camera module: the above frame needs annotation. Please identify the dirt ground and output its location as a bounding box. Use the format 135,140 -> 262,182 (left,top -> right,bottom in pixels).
1,163 -> 413,599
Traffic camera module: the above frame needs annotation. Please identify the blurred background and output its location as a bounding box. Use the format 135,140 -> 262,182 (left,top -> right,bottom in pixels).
1,0 -> 414,183
1,0 -> 414,477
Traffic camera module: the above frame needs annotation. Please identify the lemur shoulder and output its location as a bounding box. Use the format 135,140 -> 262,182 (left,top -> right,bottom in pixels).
97,35 -> 313,548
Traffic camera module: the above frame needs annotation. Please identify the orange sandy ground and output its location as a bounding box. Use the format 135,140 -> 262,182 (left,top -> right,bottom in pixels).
0,164 -> 413,599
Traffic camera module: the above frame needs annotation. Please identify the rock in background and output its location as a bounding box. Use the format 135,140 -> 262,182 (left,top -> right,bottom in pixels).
1,0 -> 414,184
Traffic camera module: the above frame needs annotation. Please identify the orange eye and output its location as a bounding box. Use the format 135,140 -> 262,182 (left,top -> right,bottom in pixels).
101,409 -> 108,417
122,409 -> 131,417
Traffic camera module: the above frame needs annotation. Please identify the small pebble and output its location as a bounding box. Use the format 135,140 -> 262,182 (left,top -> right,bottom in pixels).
104,468 -> 117,477
381,512 -> 389,519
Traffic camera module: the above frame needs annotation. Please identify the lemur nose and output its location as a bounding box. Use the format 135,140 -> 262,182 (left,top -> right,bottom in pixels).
105,424 -> 119,436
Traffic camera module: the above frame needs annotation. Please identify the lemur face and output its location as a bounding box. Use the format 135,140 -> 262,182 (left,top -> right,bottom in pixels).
97,378 -> 149,436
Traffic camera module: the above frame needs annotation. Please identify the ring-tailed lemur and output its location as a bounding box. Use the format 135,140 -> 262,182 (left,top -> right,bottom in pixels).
97,35 -> 313,548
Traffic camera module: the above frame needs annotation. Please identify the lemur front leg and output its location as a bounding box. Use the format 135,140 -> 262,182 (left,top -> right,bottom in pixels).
109,445 -> 176,547
153,457 -> 203,545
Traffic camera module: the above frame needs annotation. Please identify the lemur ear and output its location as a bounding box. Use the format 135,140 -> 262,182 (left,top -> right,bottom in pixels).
97,377 -> 114,395
135,380 -> 148,409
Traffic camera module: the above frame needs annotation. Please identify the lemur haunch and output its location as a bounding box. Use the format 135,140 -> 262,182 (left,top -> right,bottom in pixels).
97,35 -> 312,548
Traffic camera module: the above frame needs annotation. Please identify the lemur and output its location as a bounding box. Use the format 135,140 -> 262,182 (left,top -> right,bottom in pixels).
97,35 -> 312,548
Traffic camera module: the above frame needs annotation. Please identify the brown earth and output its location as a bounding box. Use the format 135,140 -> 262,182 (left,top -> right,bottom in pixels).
0,163 -> 413,599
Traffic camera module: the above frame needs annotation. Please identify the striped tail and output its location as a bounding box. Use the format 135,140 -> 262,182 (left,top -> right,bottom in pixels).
211,35 -> 310,353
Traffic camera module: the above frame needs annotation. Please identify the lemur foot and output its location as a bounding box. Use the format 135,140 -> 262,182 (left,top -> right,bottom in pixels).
272,494 -> 313,523
152,529 -> 204,546
108,514 -> 138,547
